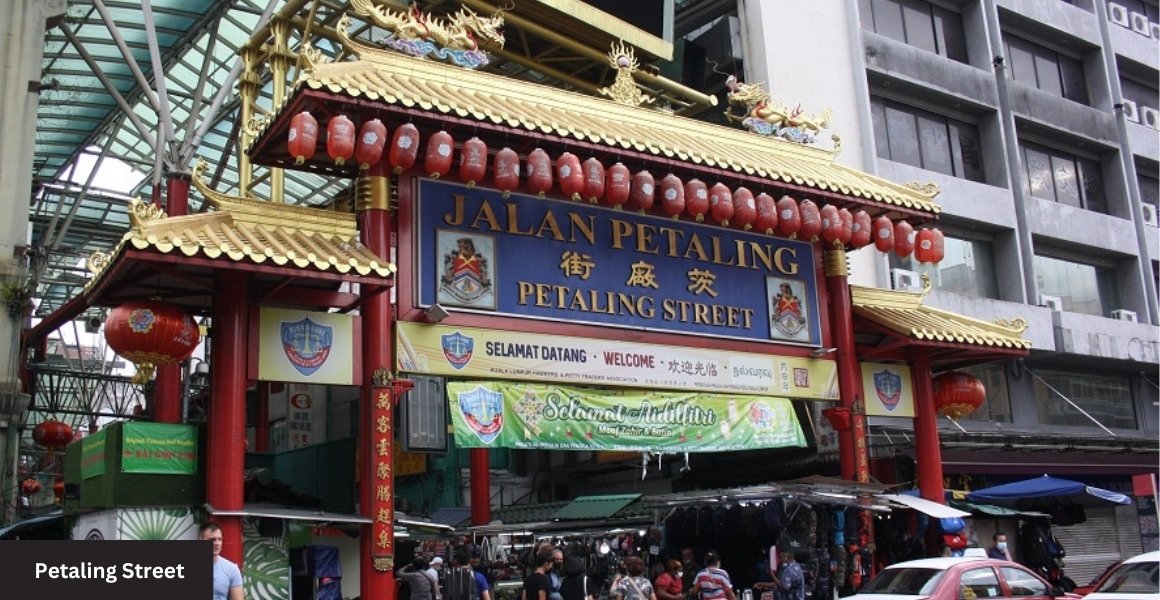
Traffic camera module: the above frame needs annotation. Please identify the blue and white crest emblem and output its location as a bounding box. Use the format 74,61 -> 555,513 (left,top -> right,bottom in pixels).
458,386 -> 504,444
441,331 -> 475,370
873,369 -> 902,410
281,317 -> 333,376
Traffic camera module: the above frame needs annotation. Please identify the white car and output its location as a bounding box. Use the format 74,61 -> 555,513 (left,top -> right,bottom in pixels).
1083,550 -> 1160,600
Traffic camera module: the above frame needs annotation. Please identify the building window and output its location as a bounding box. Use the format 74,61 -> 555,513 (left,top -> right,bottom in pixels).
858,0 -> 968,63
1033,369 -> 1137,429
1120,77 -> 1159,115
890,235 -> 999,298
1003,34 -> 1089,105
957,363 -> 1012,422
1140,173 -> 1159,209
1020,141 -> 1107,213
1034,254 -> 1121,317
1112,0 -> 1160,22
871,97 -> 986,182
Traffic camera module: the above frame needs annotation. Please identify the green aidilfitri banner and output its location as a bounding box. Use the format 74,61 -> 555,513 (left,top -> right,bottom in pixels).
121,422 -> 198,475
447,381 -> 806,453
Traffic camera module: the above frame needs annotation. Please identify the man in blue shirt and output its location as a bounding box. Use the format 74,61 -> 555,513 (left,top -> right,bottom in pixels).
199,523 -> 243,600
773,546 -> 804,600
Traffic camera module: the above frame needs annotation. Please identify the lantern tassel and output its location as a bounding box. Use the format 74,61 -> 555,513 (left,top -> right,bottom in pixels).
132,362 -> 156,385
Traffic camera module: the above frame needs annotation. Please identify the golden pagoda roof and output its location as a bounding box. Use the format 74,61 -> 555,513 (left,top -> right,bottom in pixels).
850,282 -> 1031,351
254,38 -> 940,215
86,161 -> 395,291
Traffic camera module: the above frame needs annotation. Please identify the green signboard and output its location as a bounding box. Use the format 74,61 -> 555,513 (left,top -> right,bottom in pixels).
81,428 -> 107,479
448,381 -> 806,452
121,422 -> 198,475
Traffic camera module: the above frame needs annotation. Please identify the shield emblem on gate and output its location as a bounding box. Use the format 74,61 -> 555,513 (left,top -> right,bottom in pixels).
457,386 -> 504,444
281,317 -> 333,376
873,369 -> 902,410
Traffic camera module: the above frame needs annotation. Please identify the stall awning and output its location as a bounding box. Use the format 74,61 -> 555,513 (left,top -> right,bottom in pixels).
205,503 -> 371,524
877,494 -> 970,518
551,494 -> 641,520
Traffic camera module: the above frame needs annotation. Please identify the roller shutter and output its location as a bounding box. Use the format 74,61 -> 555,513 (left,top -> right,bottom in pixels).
1053,506 -> 1143,584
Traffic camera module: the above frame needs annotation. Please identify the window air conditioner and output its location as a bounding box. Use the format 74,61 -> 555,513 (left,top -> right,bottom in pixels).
890,268 -> 922,293
1121,99 -> 1140,122
1130,11 -> 1152,36
1039,294 -> 1064,312
1140,106 -> 1160,130
1142,204 -> 1159,227
1111,309 -> 1139,322
1107,2 -> 1130,27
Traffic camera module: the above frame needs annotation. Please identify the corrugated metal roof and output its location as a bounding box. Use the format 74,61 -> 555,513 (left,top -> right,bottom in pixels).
551,494 -> 642,520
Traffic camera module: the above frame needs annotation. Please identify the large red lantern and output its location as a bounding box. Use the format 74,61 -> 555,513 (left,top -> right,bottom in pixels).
326,114 -> 356,166
105,300 -> 201,383
850,210 -> 872,248
582,158 -> 605,204
493,147 -> 520,197
21,478 -> 41,497
776,195 -> 801,237
629,170 -> 656,213
798,199 -> 823,240
873,216 -> 894,252
932,371 -> 986,419
754,192 -> 777,234
605,163 -> 630,209
33,419 -> 74,450
460,137 -> 489,187
526,148 -> 553,196
388,122 -> 420,173
732,187 -> 756,230
820,204 -> 842,244
709,183 -> 734,226
915,228 -> 945,264
837,208 -> 854,245
354,118 -> 387,170
287,111 -> 318,165
894,221 -> 915,258
424,130 -> 454,178
557,152 -> 583,200
660,174 -> 685,219
684,179 -> 709,222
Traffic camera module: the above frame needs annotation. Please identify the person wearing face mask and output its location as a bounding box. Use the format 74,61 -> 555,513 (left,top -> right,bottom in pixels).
548,548 -> 565,600
988,532 -> 1012,561
654,560 -> 684,600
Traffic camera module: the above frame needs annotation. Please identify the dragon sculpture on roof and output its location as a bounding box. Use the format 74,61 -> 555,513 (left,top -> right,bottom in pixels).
349,0 -> 507,68
724,75 -> 832,144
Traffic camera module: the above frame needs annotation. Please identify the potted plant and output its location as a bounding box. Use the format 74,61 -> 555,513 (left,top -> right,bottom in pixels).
2,282 -> 33,318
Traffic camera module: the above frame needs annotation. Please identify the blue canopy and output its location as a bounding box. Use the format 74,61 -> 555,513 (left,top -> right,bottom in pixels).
966,475 -> 1131,508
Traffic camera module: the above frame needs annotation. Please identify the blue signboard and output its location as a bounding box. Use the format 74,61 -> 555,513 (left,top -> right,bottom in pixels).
415,179 -> 821,345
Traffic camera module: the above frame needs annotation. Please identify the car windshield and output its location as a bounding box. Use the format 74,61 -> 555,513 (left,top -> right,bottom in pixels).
859,568 -> 946,595
1093,560 -> 1159,594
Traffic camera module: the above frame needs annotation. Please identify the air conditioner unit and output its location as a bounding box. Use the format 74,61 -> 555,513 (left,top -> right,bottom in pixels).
1130,11 -> 1152,36
1111,309 -> 1139,322
1151,22 -> 1160,39
1039,294 -> 1064,312
1142,204 -> 1159,227
1140,106 -> 1160,130
1121,99 -> 1140,122
83,316 -> 103,334
1107,2 -> 1130,27
890,268 -> 922,292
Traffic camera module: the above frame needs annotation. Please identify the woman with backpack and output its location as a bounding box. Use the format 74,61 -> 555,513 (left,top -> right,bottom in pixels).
612,556 -> 658,600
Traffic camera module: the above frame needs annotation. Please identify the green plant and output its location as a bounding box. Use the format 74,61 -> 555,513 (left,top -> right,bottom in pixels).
1,282 -> 33,318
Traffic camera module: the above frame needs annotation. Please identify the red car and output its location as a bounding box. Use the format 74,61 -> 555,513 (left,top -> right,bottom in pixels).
846,557 -> 1076,600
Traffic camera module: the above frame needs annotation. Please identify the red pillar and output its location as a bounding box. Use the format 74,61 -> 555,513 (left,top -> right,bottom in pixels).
470,448 -> 490,525
153,174 -> 192,424
824,249 -> 869,483
206,269 -> 249,565
358,170 -> 395,598
911,354 -> 944,502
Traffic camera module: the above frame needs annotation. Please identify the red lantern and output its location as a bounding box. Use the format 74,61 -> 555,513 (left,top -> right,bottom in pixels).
821,407 -> 852,431
526,148 -> 553,196
755,192 -> 778,234
388,122 -> 420,173
21,478 -> 41,497
820,204 -> 842,243
53,481 -> 65,500
287,111 -> 318,165
605,163 -> 631,209
932,371 -> 986,419
33,419 -> 74,450
873,216 -> 894,252
105,300 -> 201,383
837,208 -> 854,245
660,174 -> 685,219
326,114 -> 356,166
709,183 -> 734,226
557,152 -> 583,200
581,158 -> 605,204
850,210 -> 872,248
493,147 -> 520,197
460,137 -> 488,187
629,170 -> 656,213
732,187 -> 756,230
798,199 -> 823,240
684,179 -> 709,222
915,228 -> 945,264
776,195 -> 801,237
424,130 -> 454,178
354,118 -> 387,170
894,221 -> 915,258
